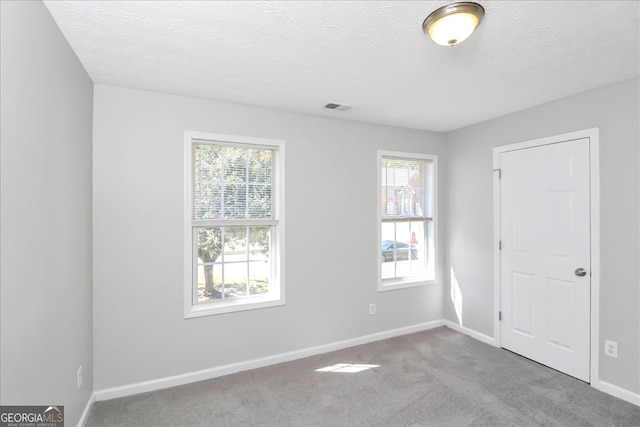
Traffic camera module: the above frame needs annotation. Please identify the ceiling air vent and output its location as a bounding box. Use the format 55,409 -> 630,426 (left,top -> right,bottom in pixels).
324,102 -> 353,111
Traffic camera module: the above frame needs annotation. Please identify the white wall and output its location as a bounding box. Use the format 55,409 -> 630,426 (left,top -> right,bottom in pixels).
0,1 -> 94,424
92,85 -> 445,390
444,77 -> 640,394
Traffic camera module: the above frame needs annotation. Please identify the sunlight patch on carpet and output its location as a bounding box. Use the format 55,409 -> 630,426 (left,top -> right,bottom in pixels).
315,363 -> 380,373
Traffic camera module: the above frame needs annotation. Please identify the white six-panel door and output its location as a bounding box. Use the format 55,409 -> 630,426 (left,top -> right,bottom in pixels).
500,138 -> 591,382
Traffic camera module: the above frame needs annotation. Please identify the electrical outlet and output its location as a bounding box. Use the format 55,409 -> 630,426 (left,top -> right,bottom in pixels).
369,303 -> 376,315
604,340 -> 618,358
77,366 -> 83,390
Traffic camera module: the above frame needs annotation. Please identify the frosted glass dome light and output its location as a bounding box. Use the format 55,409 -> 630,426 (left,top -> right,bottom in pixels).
423,2 -> 485,46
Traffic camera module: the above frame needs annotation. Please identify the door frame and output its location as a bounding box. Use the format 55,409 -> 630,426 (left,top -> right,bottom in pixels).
493,127 -> 600,384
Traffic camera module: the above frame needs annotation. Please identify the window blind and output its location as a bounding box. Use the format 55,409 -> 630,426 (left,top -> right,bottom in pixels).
381,156 -> 433,220
192,142 -> 276,220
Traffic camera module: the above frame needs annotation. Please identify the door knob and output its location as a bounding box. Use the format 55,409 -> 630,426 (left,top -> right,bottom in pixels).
574,268 -> 587,277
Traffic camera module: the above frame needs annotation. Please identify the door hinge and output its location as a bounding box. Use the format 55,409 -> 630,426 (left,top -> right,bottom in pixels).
499,311 -> 502,321
499,240 -> 502,250
493,168 -> 502,179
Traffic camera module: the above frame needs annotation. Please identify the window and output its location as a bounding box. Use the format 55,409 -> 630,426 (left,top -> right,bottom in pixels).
185,131 -> 285,317
378,151 -> 436,289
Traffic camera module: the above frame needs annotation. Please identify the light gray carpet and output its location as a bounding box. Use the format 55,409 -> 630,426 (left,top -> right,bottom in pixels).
86,327 -> 639,426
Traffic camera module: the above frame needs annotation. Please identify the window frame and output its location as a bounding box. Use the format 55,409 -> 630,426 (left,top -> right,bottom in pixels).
377,150 -> 438,291
184,131 -> 285,318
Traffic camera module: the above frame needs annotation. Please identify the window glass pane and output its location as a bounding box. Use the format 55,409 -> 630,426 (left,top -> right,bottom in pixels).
223,226 -> 247,257
196,227 -> 223,302
195,258 -> 214,303
249,261 -> 270,295
381,221 -> 396,280
381,157 -> 431,218
381,220 -> 428,281
193,183 -> 222,219
193,144 -> 223,220
249,226 -> 270,295
425,221 -> 435,278
410,221 -> 426,263
395,221 -> 411,245
223,146 -> 248,183
223,184 -> 247,218
195,226 -> 274,302
395,221 -> 425,278
223,261 -> 249,298
424,161 -> 434,218
193,143 -> 274,220
248,184 -> 272,218
222,226 -> 249,297
194,144 -> 222,182
249,226 -> 270,256
248,149 -> 273,183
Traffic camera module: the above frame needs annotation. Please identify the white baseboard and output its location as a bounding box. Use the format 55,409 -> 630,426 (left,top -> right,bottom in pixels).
443,320 -> 497,347
593,380 -> 640,406
94,319 -> 445,401
77,392 -> 95,427
443,321 -> 640,407
92,319 -> 640,409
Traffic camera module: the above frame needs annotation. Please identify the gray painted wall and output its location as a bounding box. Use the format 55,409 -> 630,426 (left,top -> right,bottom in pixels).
444,77 -> 640,394
92,85 -> 445,390
2,0 -> 637,408
0,1 -> 94,425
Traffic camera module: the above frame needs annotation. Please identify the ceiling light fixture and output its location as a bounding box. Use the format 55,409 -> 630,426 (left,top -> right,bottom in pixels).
422,2 -> 485,46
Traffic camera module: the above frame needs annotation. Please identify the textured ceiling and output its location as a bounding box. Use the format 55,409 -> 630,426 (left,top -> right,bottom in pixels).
43,1 -> 639,132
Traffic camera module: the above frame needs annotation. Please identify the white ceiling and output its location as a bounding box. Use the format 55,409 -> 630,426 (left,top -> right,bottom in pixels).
43,1 -> 639,132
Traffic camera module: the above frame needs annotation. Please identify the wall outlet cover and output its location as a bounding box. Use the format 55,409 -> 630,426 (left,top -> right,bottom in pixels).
604,340 -> 618,358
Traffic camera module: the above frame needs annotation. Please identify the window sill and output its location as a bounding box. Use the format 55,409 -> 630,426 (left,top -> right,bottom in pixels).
378,277 -> 437,292
184,296 -> 285,318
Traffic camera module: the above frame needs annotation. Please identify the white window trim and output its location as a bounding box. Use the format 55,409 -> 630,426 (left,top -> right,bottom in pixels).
377,150 -> 438,291
184,130 -> 285,318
